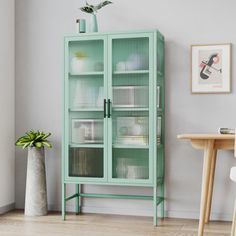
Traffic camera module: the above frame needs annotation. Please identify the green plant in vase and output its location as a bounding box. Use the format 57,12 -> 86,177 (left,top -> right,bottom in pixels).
80,1 -> 113,32
16,130 -> 52,149
15,130 -> 52,216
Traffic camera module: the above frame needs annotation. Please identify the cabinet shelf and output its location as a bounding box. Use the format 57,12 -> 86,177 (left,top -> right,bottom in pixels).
69,72 -> 104,76
69,108 -> 103,112
70,144 -> 104,148
113,70 -> 149,75
113,107 -> 149,112
112,144 -> 149,149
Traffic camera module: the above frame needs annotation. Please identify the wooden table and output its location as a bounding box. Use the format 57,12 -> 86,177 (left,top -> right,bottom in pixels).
177,134 -> 235,236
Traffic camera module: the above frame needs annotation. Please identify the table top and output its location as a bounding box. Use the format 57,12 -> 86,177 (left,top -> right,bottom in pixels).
177,133 -> 235,140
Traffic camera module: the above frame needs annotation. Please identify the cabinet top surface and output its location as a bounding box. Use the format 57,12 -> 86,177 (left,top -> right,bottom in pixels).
64,29 -> 163,39
177,133 -> 235,140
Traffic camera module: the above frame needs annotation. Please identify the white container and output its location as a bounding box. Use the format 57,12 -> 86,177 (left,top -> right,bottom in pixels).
71,57 -> 86,74
113,86 -> 148,108
71,119 -> 103,144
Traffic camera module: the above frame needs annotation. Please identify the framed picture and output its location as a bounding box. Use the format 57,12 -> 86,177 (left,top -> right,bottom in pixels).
191,44 -> 231,93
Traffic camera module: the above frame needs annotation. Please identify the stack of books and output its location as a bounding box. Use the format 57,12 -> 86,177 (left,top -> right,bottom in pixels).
218,128 -> 235,134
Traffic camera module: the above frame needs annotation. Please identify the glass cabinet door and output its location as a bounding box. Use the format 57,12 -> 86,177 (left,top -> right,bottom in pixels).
108,33 -> 153,183
65,36 -> 107,180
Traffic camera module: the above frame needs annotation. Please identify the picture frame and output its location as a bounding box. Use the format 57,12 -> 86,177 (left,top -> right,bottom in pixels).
191,44 -> 231,93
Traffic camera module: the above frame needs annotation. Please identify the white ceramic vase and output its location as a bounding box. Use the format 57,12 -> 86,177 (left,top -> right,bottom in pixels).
71,57 -> 85,74
25,147 -> 47,216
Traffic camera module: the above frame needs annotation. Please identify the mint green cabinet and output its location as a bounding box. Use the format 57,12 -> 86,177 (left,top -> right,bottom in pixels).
62,30 -> 165,225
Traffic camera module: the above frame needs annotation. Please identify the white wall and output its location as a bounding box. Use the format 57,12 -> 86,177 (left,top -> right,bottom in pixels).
15,0 -> 236,220
0,0 -> 15,212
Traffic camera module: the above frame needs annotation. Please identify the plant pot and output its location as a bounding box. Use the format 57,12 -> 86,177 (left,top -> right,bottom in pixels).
25,147 -> 47,216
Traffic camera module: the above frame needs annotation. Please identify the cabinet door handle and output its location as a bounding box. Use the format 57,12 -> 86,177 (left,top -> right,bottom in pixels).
104,99 -> 107,118
108,99 -> 111,118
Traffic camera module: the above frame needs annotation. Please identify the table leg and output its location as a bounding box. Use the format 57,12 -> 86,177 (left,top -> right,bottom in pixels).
235,136 -> 236,157
205,148 -> 217,223
198,140 -> 214,236
231,199 -> 236,236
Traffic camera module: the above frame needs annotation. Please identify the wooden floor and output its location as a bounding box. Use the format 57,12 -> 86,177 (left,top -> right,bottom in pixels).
0,210 -> 232,236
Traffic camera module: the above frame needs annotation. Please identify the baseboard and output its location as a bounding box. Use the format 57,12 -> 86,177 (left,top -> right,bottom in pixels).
48,203 -> 233,221
0,203 -> 15,214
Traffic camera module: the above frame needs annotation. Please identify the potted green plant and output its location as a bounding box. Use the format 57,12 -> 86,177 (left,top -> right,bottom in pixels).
15,130 -> 52,216
80,0 -> 112,32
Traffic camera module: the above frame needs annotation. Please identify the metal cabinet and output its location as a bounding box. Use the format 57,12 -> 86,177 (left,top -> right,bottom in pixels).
62,29 -> 165,225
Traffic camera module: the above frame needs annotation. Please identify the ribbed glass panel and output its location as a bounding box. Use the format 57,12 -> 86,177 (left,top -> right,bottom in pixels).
67,38 -> 105,179
111,37 -> 150,180
112,112 -> 149,146
112,148 -> 149,179
69,75 -> 104,109
112,37 -> 149,72
69,40 -> 104,74
69,148 -> 103,177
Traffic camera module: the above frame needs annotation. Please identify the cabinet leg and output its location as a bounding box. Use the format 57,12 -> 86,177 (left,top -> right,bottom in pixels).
153,186 -> 157,226
160,183 -> 165,219
75,184 -> 81,214
62,183 -> 66,220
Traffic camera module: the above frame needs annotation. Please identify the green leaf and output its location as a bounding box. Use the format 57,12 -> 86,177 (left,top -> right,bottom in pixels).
35,142 -> 42,148
29,140 -> 34,147
42,133 -> 51,140
23,142 -> 30,149
16,130 -> 52,150
27,131 -> 35,140
35,134 -> 44,141
42,141 -> 52,148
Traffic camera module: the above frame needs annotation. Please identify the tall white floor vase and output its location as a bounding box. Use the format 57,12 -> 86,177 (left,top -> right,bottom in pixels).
25,147 -> 47,216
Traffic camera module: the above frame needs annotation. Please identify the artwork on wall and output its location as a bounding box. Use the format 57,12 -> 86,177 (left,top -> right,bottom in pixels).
191,44 -> 231,93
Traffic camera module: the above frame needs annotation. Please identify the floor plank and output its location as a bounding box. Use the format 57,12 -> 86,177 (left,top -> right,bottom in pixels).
0,211 -> 232,236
